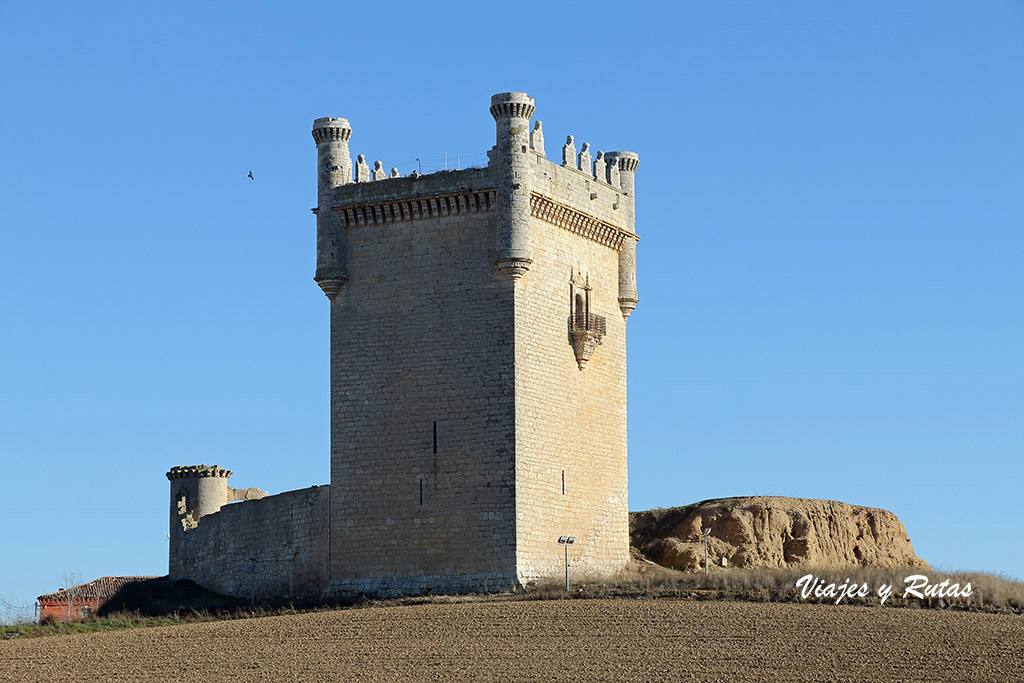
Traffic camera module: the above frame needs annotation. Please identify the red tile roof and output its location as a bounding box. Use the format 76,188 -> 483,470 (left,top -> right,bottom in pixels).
37,576 -> 159,602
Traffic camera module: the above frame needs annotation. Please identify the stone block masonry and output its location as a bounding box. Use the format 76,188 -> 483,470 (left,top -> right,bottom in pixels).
166,91 -> 639,598
167,466 -> 328,599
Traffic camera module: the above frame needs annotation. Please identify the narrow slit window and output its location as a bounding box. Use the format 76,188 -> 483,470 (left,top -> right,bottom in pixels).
419,478 -> 424,506
561,469 -> 565,495
433,421 -> 438,454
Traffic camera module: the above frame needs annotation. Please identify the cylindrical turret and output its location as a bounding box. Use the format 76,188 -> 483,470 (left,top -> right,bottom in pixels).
312,117 -> 352,196
605,152 -> 640,319
490,92 -> 536,280
166,465 -> 232,525
312,117 -> 353,300
166,465 -> 232,577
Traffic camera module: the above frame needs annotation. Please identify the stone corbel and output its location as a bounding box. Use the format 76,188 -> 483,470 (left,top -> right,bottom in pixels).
570,328 -> 603,370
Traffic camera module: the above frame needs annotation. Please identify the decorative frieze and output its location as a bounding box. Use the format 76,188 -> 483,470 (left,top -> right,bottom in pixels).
331,189 -> 497,230
529,194 -> 631,251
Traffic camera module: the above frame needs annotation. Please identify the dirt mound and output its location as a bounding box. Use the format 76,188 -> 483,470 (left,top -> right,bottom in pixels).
631,496 -> 930,572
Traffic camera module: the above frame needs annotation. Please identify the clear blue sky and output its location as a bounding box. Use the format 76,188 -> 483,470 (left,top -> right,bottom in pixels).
2,1 -> 1021,618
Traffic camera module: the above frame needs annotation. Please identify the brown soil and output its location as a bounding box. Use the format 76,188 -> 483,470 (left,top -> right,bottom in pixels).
2,599 -> 1021,682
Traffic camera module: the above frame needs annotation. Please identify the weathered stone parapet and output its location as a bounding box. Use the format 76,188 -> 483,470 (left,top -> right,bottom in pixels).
166,464 -> 232,480
328,166 -> 495,205
530,153 -> 627,220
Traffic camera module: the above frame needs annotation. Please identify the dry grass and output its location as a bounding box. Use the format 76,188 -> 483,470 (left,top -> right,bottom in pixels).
536,561 -> 1024,613
5,563 -> 1021,641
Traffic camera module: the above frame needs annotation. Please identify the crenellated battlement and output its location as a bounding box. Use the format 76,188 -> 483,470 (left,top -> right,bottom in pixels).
312,91 -> 638,307
311,117 -> 352,144
166,464 -> 232,480
489,92 -> 536,121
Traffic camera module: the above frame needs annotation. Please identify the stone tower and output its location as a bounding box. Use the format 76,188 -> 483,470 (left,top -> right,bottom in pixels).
316,92 -> 639,594
163,91 -> 638,599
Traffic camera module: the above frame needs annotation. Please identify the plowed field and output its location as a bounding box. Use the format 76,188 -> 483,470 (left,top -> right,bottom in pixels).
2,599 -> 1021,681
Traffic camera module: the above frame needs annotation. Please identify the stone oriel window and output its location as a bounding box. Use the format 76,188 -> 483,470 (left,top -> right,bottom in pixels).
568,270 -> 605,370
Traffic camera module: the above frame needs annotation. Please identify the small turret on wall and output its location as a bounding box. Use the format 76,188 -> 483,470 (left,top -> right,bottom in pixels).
166,465 -> 267,577
167,465 -> 233,531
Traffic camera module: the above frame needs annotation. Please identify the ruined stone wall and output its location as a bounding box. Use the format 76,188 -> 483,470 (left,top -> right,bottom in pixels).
170,486 -> 329,599
326,167 -> 520,595
512,152 -> 631,582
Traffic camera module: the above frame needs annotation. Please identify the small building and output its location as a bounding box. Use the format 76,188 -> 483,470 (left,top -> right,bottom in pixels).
37,576 -> 156,622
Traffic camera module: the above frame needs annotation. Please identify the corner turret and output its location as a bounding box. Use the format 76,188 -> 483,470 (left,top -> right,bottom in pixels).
605,152 -> 640,319
165,465 -> 268,578
312,117 -> 353,300
166,465 -> 233,531
490,92 -> 536,279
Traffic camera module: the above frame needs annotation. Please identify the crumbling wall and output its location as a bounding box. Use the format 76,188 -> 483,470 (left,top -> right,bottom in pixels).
171,485 -> 330,599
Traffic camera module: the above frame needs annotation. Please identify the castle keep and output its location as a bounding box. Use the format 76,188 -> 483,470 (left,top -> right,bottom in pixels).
167,92 -> 640,597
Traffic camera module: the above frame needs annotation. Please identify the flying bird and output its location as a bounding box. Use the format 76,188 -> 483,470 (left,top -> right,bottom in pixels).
248,171 -> 254,180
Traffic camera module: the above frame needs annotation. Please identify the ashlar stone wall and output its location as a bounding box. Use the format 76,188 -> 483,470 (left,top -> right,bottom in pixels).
326,167 -> 520,595
512,151 -> 631,582
169,484 -> 329,599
